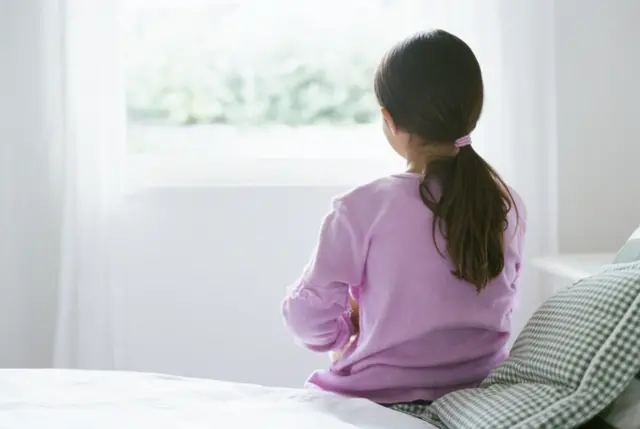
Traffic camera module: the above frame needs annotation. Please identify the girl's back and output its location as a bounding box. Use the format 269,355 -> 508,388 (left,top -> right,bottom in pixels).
283,29 -> 527,404
290,173 -> 525,403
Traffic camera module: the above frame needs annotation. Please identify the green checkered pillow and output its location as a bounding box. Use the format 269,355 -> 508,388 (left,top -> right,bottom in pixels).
406,261 -> 640,429
593,226 -> 640,429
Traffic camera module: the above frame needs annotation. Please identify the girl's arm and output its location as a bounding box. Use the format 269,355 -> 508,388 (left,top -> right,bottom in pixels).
329,297 -> 359,361
282,199 -> 366,353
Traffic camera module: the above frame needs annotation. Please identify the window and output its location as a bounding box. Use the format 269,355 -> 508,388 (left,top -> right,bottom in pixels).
123,0 -> 424,188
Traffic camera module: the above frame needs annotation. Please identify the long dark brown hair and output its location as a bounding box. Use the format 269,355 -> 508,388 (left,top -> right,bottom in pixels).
374,30 -> 517,292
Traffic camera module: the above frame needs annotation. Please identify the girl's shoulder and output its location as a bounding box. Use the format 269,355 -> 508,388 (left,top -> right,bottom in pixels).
330,175 -> 414,232
503,185 -> 527,250
505,185 -> 527,224
334,174 -> 418,207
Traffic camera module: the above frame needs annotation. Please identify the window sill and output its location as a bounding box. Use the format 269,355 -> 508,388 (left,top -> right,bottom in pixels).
532,253 -> 616,283
124,155 -> 404,192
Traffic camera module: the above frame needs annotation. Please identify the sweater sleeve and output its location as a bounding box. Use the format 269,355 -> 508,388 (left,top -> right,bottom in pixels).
282,198 -> 366,353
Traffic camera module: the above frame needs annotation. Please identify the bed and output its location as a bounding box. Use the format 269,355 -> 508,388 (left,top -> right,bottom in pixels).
0,369 -> 436,428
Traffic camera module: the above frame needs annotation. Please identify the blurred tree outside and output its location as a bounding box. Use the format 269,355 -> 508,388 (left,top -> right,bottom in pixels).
124,0 -> 413,128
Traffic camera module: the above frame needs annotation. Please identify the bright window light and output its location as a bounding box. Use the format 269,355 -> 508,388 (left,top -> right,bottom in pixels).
122,0 -> 424,188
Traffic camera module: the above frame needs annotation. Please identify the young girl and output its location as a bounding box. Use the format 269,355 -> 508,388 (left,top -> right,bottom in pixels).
282,30 -> 526,405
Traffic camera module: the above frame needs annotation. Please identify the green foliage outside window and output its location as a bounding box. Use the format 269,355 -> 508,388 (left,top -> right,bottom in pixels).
124,4 -> 390,127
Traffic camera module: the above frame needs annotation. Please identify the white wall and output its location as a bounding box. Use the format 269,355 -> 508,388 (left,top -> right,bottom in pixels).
111,188 -> 346,387
555,0 -> 640,252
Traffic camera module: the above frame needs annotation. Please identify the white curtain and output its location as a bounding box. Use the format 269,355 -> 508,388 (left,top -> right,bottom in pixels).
51,0 -> 126,369
0,0 -> 125,369
0,0 -> 556,369
497,0 -> 559,330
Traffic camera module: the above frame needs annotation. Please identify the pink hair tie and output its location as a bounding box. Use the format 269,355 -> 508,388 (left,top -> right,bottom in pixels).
455,134 -> 472,148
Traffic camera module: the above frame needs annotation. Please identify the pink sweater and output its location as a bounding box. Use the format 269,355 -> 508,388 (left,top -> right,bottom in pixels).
282,173 -> 526,404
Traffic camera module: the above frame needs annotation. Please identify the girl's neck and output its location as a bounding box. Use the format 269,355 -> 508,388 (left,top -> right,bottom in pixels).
406,161 -> 425,174
405,145 -> 460,174
406,152 -> 431,174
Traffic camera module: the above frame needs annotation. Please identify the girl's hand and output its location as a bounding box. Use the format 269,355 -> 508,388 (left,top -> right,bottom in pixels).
349,296 -> 359,334
329,298 -> 360,362
330,335 -> 357,362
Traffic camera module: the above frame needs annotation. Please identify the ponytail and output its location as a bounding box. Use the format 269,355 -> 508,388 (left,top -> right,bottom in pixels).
419,145 -> 517,292
372,29 -> 512,290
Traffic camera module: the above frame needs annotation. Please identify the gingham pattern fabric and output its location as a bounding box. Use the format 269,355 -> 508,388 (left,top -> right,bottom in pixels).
389,402 -> 431,419
598,230 -> 640,429
388,402 -> 443,428
391,261 -> 640,429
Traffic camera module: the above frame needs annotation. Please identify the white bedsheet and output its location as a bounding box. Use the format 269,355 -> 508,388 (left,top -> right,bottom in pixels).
0,370 -> 436,429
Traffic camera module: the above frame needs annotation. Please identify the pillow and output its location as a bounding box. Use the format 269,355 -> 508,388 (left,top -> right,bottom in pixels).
593,226 -> 640,429
415,261 -> 640,429
613,226 -> 640,263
